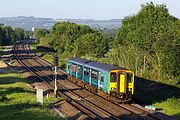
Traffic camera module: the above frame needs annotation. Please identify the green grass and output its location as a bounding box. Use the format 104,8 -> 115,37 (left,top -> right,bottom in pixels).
30,43 -> 53,64
0,70 -> 62,120
135,77 -> 180,119
153,97 -> 180,118
42,53 -> 53,63
29,43 -> 37,51
0,46 -> 5,57
29,43 -> 66,70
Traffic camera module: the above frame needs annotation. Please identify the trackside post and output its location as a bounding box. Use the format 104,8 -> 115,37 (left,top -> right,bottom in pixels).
36,88 -> 43,105
53,53 -> 58,97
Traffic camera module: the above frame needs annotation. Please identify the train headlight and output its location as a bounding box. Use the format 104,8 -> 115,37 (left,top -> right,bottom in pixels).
111,87 -> 116,91
129,88 -> 132,91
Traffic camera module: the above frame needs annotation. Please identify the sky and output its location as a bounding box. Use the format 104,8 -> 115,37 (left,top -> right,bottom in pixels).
0,0 -> 179,20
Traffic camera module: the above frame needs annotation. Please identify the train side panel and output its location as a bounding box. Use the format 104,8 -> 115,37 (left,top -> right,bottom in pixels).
67,60 -> 109,93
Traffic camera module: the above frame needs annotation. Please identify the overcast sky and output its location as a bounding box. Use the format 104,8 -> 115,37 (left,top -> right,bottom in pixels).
0,0 -> 179,19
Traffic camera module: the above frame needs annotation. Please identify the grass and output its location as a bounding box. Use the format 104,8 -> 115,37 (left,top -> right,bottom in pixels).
0,46 -> 5,57
29,43 -> 37,51
0,70 -> 62,120
153,97 -> 180,117
29,44 -> 66,70
30,43 -> 53,63
41,53 -> 53,63
135,77 -> 180,119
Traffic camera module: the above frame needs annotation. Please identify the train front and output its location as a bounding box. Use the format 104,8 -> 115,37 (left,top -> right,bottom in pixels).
109,70 -> 134,101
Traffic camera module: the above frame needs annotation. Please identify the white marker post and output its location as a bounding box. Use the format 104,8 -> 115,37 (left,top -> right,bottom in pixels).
53,53 -> 58,97
54,66 -> 57,96
36,88 -> 43,105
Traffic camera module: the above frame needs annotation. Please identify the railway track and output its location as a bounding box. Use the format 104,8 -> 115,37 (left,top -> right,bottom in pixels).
13,42 -> 172,120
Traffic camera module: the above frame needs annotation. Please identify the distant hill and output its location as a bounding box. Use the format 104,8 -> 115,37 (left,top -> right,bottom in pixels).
0,16 -> 122,30
57,18 -> 122,29
0,16 -> 55,30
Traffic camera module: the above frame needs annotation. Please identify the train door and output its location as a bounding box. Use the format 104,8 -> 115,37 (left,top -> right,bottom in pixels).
77,65 -> 82,80
83,67 -> 89,83
118,73 -> 127,93
99,72 -> 104,90
91,70 -> 98,87
71,64 -> 76,77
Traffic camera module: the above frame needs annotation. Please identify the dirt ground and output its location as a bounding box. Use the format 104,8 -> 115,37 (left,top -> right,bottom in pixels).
0,60 -> 8,68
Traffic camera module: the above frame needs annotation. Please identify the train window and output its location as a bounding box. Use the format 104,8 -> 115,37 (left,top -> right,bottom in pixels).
86,70 -> 89,76
101,75 -> 104,82
110,72 -> 117,82
84,68 -> 89,76
91,70 -> 98,80
84,68 -> 86,76
94,71 -> 98,79
71,64 -> 76,72
127,73 -> 132,82
77,66 -> 81,74
91,71 -> 95,79
67,64 -> 70,70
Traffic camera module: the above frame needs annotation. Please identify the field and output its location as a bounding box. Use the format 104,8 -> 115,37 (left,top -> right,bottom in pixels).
0,67 -> 62,120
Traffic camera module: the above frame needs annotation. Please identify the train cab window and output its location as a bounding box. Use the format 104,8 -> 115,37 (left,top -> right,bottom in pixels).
110,72 -> 117,82
101,75 -> 104,82
127,73 -> 132,82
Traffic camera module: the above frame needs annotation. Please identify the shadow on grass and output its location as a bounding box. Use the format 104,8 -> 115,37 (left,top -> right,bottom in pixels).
0,87 -> 35,97
0,103 -> 62,120
174,113 -> 180,120
0,76 -> 30,85
134,76 -> 180,104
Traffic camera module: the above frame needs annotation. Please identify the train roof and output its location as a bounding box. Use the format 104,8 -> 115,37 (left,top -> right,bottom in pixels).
68,57 -> 127,72
68,57 -> 89,66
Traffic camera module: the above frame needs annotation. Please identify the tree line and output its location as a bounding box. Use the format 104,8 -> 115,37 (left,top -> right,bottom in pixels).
0,25 -> 33,46
36,2 -> 179,85
37,22 -> 109,58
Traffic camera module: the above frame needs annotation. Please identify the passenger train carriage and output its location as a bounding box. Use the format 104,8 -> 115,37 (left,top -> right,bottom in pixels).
66,57 -> 134,102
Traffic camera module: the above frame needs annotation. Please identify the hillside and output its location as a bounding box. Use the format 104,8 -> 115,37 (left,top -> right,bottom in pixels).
0,16 -> 122,30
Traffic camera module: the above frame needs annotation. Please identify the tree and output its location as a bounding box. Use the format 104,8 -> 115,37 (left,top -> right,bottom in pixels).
0,26 -> 15,45
50,22 -> 96,54
35,29 -> 50,40
14,28 -> 25,41
111,2 -> 180,80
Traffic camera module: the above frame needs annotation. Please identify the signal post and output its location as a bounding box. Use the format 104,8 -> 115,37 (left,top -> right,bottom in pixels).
53,53 -> 58,97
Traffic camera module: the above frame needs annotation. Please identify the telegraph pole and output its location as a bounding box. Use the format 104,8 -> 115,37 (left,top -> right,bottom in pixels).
53,53 -> 58,97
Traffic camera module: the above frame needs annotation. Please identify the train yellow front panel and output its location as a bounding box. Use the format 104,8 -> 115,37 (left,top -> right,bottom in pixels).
120,74 -> 126,93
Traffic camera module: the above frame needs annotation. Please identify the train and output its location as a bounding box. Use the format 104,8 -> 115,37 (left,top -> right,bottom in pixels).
66,57 -> 134,102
